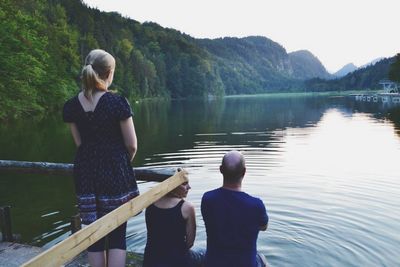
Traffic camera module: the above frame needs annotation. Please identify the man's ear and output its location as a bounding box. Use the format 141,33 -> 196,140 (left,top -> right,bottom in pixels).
219,165 -> 223,174
242,167 -> 246,176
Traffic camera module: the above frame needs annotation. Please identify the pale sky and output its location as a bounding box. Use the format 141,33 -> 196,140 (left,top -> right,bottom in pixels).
83,0 -> 399,73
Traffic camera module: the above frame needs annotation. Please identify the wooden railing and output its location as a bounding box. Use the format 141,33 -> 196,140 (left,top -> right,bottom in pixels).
0,160 -> 175,182
21,169 -> 188,267
0,160 -> 188,266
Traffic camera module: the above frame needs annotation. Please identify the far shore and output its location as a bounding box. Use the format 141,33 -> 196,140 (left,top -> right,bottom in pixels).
223,90 -> 382,99
131,89 -> 383,104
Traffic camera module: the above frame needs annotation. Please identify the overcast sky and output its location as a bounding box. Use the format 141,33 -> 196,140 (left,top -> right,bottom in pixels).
83,0 -> 399,73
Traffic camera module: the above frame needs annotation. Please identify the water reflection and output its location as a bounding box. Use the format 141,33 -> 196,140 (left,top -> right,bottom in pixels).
1,94 -> 400,266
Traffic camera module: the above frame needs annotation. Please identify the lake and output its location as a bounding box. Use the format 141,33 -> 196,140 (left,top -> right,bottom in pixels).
0,94 -> 399,266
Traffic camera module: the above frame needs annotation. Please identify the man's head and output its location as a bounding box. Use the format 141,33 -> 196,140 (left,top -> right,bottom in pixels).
220,150 -> 246,184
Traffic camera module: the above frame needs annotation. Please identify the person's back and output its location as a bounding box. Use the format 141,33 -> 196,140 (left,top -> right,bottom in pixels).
65,92 -> 131,148
143,181 -> 199,267
144,200 -> 188,266
201,151 -> 268,267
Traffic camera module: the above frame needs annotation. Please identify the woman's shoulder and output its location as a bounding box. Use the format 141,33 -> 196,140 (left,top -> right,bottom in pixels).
181,200 -> 195,219
103,91 -> 130,107
182,200 -> 194,209
63,95 -> 79,113
104,91 -> 127,102
104,91 -> 133,118
63,95 -> 80,122
64,94 -> 79,106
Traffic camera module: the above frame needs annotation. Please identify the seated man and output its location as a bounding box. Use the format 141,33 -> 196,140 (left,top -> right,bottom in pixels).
201,151 -> 268,267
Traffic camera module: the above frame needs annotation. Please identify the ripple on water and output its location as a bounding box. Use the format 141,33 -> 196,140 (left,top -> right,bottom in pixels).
125,112 -> 400,267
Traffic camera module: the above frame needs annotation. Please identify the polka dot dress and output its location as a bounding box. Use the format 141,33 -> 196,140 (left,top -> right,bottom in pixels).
63,92 -> 139,224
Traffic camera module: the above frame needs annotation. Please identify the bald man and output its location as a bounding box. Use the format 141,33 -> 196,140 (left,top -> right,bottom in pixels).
201,151 -> 268,267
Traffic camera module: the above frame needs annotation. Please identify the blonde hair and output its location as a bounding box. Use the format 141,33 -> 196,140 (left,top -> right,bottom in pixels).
81,49 -> 115,99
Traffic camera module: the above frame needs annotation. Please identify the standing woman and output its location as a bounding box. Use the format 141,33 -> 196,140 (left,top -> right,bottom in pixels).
63,49 -> 139,267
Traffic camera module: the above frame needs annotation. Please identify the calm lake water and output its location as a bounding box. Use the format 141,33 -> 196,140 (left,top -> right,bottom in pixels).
1,94 -> 400,266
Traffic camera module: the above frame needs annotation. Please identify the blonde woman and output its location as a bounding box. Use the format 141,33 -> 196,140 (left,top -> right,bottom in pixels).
63,49 -> 139,267
143,180 -> 204,267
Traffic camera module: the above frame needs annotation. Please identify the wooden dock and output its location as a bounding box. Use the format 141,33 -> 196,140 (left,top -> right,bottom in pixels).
353,93 -> 400,104
0,242 -> 43,267
0,243 -> 144,267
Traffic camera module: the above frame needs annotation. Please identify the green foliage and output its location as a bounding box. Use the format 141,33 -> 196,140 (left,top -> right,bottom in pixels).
197,37 -> 307,94
305,58 -> 394,91
0,0 -> 394,120
389,53 -> 400,83
0,0 -> 48,119
0,0 -> 82,120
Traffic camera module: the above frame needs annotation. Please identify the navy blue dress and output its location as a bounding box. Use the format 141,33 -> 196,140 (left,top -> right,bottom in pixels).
63,92 -> 139,225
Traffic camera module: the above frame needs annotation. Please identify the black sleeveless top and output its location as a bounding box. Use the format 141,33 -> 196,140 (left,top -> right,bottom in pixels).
143,199 -> 189,267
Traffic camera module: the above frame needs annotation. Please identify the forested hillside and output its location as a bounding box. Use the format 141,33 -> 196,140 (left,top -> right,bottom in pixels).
305,57 -> 395,91
288,50 -> 331,80
1,0 -> 397,120
389,54 -> 400,83
197,37 -> 331,94
1,0 -> 80,119
1,0 -> 227,119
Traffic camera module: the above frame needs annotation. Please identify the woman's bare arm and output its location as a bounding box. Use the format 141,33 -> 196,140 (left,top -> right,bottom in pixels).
68,123 -> 81,147
120,117 -> 137,161
182,201 -> 196,248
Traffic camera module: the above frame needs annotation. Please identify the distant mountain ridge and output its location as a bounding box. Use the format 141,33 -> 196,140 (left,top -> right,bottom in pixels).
333,63 -> 357,77
333,57 -> 386,78
359,57 -> 384,69
288,50 -> 331,80
197,36 -> 330,93
2,0 -> 394,119
56,0 -> 334,96
305,57 -> 394,91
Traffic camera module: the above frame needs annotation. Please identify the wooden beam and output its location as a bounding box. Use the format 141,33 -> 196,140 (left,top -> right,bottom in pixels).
21,169 -> 188,267
0,160 -> 175,182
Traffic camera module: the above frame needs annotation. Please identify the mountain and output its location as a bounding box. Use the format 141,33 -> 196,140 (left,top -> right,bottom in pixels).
333,58 -> 387,78
333,63 -> 357,78
197,36 -> 330,94
359,57 -> 384,69
197,36 -> 296,94
305,57 -> 394,91
1,0 -> 391,120
288,50 -> 331,80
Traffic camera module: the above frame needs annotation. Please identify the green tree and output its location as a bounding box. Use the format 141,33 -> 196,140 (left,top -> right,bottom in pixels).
389,53 -> 400,83
0,0 -> 49,119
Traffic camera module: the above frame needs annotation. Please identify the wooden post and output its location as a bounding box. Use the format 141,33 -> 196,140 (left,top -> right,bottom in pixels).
70,215 -> 82,234
21,169 -> 188,267
0,206 -> 14,242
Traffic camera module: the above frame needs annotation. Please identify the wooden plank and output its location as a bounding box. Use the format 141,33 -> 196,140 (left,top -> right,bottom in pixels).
0,160 -> 175,182
21,170 -> 188,267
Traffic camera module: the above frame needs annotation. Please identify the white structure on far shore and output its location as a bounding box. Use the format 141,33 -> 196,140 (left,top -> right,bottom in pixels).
379,79 -> 399,93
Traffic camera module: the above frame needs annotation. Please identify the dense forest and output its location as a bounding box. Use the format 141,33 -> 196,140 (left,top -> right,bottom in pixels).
0,0 -> 399,120
305,57 -> 397,92
196,37 -> 330,94
389,54 -> 400,83
1,0 -> 223,119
